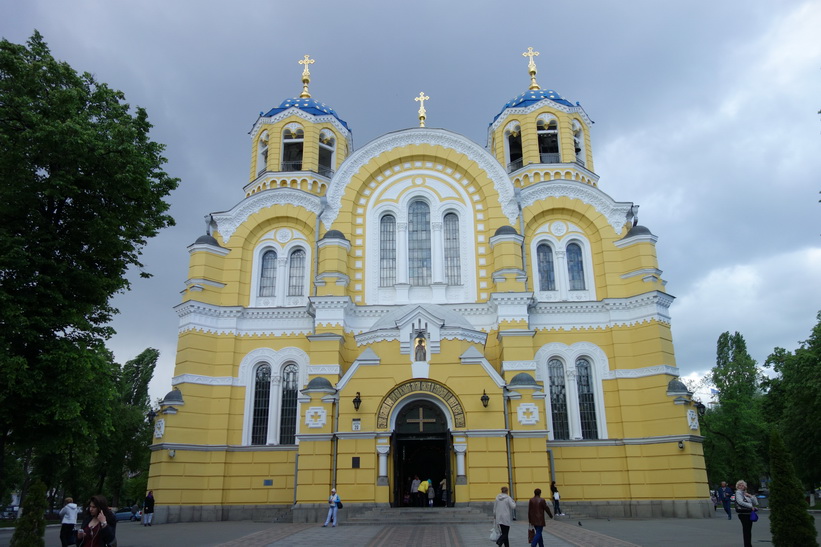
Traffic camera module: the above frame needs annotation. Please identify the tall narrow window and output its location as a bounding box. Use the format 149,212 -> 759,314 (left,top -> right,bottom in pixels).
279,363 -> 298,445
380,215 -> 396,287
576,358 -> 598,439
251,364 -> 271,445
505,124 -> 523,172
288,249 -> 306,296
259,250 -> 277,297
408,201 -> 431,286
537,243 -> 556,291
537,118 -> 559,163
282,126 -> 304,171
443,213 -> 461,285
257,131 -> 269,176
318,130 -> 335,178
548,359 -> 570,440
567,243 -> 585,290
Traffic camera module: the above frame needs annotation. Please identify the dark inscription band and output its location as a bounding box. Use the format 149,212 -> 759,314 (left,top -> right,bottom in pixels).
376,380 -> 465,429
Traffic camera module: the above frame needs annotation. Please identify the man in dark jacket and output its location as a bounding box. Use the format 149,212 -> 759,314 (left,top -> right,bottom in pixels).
717,481 -> 733,520
527,488 -> 554,547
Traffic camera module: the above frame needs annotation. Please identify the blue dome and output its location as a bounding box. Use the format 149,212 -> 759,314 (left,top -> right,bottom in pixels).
263,97 -> 349,130
494,88 -> 575,122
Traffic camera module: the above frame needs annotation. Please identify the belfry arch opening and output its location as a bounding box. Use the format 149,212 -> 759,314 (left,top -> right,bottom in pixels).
390,399 -> 453,508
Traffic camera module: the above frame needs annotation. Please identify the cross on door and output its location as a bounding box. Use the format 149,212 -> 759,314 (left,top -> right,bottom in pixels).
406,406 -> 437,432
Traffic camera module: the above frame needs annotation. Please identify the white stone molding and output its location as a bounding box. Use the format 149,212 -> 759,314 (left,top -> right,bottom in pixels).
187,242 -> 231,256
377,445 -> 390,480
605,364 -> 679,380
172,374 -> 234,387
502,361 -> 537,372
325,129 -> 518,227
249,107 -> 352,144
211,189 -> 324,244
175,301 -> 315,337
528,291 -> 674,331
489,98 -> 593,138
283,122 -> 304,135
517,402 -> 540,425
520,180 -> 632,235
305,407 -> 327,429
614,231 -> 659,247
249,229 -> 311,308
336,348 -> 381,391
687,410 -> 699,431
307,364 -> 341,376
154,419 -> 165,439
459,347 -> 506,387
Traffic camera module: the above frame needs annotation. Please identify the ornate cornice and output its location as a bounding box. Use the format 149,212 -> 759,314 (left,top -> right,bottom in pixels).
211,189 -> 323,244
488,98 -> 593,139
175,301 -> 314,336
249,107 -> 352,143
325,129 -> 518,227
520,180 -> 632,235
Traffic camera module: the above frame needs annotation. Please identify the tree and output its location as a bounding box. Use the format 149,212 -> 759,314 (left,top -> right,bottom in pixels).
768,430 -> 818,547
0,31 -> 178,501
9,479 -> 47,547
700,332 -> 766,486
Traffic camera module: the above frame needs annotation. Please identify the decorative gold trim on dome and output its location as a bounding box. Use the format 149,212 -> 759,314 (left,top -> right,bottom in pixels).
298,54 -> 315,98
414,91 -> 430,127
522,47 -> 540,90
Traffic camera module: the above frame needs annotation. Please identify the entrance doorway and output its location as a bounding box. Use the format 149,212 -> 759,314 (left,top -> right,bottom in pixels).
392,401 -> 452,507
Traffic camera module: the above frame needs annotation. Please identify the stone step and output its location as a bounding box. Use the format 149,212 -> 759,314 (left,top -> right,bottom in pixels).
345,507 -> 492,525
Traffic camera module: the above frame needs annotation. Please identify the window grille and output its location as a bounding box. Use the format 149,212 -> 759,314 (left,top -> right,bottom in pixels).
443,213 -> 461,285
408,201 -> 431,286
279,364 -> 299,445
380,215 -> 396,286
259,250 -> 277,297
251,364 -> 271,445
288,249 -> 306,296
576,358 -> 599,439
537,244 -> 556,291
548,359 -> 570,440
567,243 -> 586,290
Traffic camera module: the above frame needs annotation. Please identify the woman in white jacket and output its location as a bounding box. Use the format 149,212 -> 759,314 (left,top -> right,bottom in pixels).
58,497 -> 79,547
493,486 -> 516,547
735,480 -> 759,547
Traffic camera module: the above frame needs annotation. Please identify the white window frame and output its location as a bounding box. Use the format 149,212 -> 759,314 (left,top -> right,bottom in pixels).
256,130 -> 269,176
530,231 -> 595,302
536,113 -> 560,163
536,342 -> 608,441
503,120 -> 523,171
239,347 -> 309,446
249,230 -> 311,308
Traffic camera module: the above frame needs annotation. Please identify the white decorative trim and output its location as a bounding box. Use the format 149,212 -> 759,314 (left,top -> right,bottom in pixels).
520,180 -> 632,235
620,268 -> 663,279
307,365 -> 341,376
305,407 -> 327,429
154,419 -> 165,439
187,243 -> 231,256
172,374 -> 235,386
211,189 -> 324,244
326,129 -> 518,227
517,403 -> 540,425
175,301 -> 315,337
529,291 -> 675,331
502,361 -> 537,372
687,410 -> 699,430
489,98 -> 593,139
461,429 -> 509,438
614,232 -> 659,247
604,364 -> 679,380
510,430 -> 550,439
249,107 -> 352,144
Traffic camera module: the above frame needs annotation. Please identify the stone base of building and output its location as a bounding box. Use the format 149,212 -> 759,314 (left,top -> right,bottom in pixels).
153,503 -> 294,525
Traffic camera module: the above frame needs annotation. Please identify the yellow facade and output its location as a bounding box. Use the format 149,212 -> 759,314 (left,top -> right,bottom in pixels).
148,56 -> 709,523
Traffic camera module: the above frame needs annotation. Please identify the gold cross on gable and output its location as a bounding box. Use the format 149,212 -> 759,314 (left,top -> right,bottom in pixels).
406,406 -> 436,432
522,47 -> 541,91
414,91 -> 430,127
298,55 -> 315,98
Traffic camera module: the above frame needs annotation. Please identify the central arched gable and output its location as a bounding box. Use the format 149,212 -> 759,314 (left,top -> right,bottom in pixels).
324,128 -> 518,229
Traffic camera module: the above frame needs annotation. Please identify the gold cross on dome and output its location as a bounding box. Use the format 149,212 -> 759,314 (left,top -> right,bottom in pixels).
522,47 -> 541,90
414,92 -> 430,127
298,55 -> 315,98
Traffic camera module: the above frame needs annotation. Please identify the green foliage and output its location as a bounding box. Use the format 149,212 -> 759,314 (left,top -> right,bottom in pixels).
768,431 -> 818,547
701,332 -> 766,486
10,479 -> 47,547
764,312 -> 821,489
0,31 -> 176,502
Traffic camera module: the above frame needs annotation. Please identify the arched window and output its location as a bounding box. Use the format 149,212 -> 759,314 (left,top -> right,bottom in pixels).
537,243 -> 556,291
251,364 -> 271,445
282,125 -> 304,171
505,123 -> 523,173
548,359 -> 569,440
318,129 -> 336,178
572,120 -> 585,167
380,214 -> 396,287
443,212 -> 461,285
408,201 -> 431,286
288,249 -> 306,296
576,358 -> 598,439
259,250 -> 277,297
537,116 -> 559,163
567,243 -> 585,290
279,363 -> 299,445
256,131 -> 269,176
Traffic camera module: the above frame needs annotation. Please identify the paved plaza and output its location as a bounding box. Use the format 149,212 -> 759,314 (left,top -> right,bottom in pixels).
3,510 -> 820,546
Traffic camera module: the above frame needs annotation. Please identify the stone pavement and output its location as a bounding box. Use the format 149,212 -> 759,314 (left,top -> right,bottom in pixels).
4,510 -> 821,546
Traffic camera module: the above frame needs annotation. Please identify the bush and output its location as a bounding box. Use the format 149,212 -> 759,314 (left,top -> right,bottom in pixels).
769,431 -> 819,547
10,480 -> 47,547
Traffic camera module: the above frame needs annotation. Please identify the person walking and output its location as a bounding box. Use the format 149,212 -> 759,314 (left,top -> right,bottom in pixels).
717,481 -> 733,520
322,487 -> 341,527
735,480 -> 758,547
427,479 -> 435,507
417,477 -> 429,507
410,476 -> 421,507
142,490 -> 155,526
549,481 -> 565,516
527,488 -> 554,547
439,477 -> 448,506
58,497 -> 80,547
493,486 -> 516,547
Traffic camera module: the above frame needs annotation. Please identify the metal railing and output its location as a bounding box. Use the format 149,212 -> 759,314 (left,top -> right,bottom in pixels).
280,161 -> 303,172
539,153 -> 560,164
507,158 -> 523,173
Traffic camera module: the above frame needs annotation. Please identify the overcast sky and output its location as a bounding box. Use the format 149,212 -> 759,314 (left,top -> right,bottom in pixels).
3,0 -> 819,403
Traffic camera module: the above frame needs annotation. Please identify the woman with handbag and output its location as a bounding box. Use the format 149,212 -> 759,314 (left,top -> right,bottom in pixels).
493,486 -> 515,547
322,488 -> 341,527
549,481 -> 565,516
735,480 -> 759,547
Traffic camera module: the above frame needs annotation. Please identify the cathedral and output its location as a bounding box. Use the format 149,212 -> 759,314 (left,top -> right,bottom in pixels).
147,48 -> 710,523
